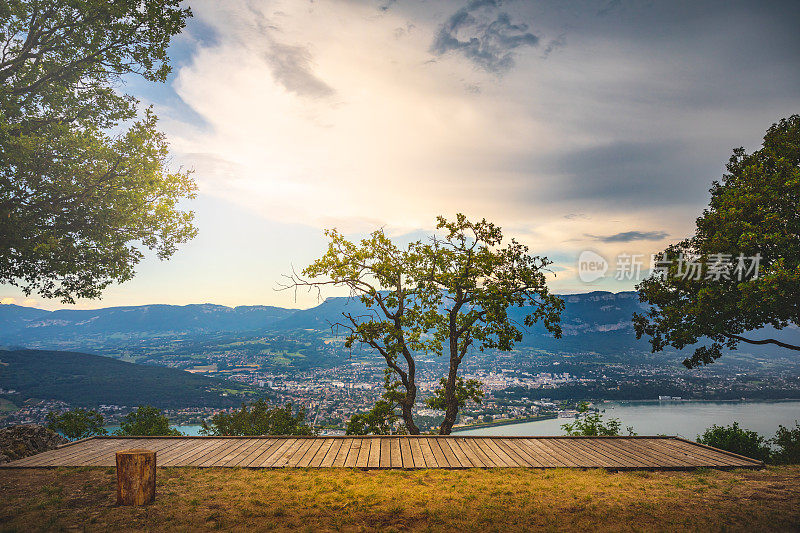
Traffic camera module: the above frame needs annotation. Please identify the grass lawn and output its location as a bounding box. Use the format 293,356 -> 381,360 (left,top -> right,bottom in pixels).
1,466 -> 799,532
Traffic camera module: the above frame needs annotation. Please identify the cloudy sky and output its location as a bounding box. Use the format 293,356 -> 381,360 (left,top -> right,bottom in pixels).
2,0 -> 799,310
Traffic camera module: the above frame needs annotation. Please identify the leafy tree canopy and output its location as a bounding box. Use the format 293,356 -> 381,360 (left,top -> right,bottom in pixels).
634,115 -> 800,367
696,422 -> 772,463
200,400 -> 315,436
772,422 -> 800,465
114,405 -> 180,436
46,408 -> 106,440
293,214 -> 563,434
0,0 -> 196,302
560,402 -> 635,437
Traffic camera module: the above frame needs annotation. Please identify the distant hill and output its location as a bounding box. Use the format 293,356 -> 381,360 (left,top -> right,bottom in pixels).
0,303 -> 296,342
1,292 -> 797,359
0,349 -> 261,408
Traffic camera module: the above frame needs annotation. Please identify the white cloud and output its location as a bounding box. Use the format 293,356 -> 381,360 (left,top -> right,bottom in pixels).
154,0 -> 796,294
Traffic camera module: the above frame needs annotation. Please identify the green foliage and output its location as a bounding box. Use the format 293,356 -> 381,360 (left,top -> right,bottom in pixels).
0,0 -> 196,303
46,409 -> 106,440
346,370 -> 407,435
1,349 -> 254,409
561,402 -> 636,436
696,422 -> 772,463
346,400 -> 399,436
634,115 -> 800,367
298,214 -> 562,434
771,422 -> 800,464
200,400 -> 315,436
114,405 -> 181,436
426,376 -> 484,410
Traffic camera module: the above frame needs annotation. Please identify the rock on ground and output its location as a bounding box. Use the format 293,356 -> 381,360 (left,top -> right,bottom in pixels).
0,425 -> 68,464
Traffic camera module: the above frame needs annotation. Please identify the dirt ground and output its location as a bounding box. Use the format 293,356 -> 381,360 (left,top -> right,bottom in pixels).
1,466 -> 799,532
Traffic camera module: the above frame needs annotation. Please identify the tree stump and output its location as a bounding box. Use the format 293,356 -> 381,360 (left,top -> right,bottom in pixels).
115,449 -> 156,506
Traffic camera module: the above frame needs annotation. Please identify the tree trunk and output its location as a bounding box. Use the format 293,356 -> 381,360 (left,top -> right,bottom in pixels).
438,355 -> 461,435
116,449 -> 156,506
401,392 -> 420,435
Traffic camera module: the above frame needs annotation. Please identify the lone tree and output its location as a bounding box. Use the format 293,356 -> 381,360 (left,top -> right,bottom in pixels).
46,408 -> 107,440
634,115 -> 800,368
292,214 -> 563,434
200,400 -> 315,436
114,405 -> 181,436
0,0 -> 196,303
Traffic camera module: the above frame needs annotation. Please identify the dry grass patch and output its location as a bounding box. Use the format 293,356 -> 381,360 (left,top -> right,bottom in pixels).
0,466 -> 798,532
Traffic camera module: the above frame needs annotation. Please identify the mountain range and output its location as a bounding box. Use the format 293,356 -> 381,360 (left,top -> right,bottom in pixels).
1,291 -> 797,359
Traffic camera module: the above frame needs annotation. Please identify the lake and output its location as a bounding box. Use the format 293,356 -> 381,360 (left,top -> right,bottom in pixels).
455,400 -> 800,438
111,400 -> 800,439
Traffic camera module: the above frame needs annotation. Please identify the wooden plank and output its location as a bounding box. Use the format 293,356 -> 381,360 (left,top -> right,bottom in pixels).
78,438 -> 162,467
419,438 -> 439,468
12,441 -> 97,466
355,438 -> 371,468
630,438 -> 724,467
485,438 -> 525,467
235,438 -> 277,467
196,439 -> 243,467
434,438 -> 459,467
673,437 -> 762,465
159,439 -> 217,466
286,439 -> 316,467
216,439 -> 261,467
174,439 -> 227,466
297,439 -> 325,468
320,439 -> 343,468
580,439 -> 655,468
498,439 -> 540,467
332,438 -> 353,467
540,438 -> 592,468
21,440 -> 115,467
310,439 -> 335,468
444,438 -> 473,467
399,438 -> 414,468
36,438 -> 132,466
643,439 -> 721,467
460,438 -> 491,467
4,436 -> 762,470
651,439 -> 746,467
259,438 -> 298,468
379,437 -> 392,468
408,438 -> 426,468
389,437 -> 402,468
344,439 -> 362,468
600,439 -> 693,468
222,439 -> 265,467
522,438 -> 571,467
553,438 -> 615,468
668,438 -> 757,466
81,438 -> 180,467
427,438 -> 450,467
479,438 -> 515,467
368,438 -> 381,469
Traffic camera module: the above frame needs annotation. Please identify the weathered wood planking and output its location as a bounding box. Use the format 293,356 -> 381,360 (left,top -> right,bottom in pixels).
0,436 -> 763,470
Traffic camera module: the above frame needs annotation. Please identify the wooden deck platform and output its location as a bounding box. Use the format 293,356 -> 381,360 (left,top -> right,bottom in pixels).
0,436 -> 762,470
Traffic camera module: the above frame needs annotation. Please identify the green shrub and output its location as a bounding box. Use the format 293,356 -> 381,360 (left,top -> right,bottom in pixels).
696,422 -> 771,462
114,406 -> 181,436
561,402 -> 636,436
46,409 -> 107,440
771,422 -> 800,464
201,400 -> 314,436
